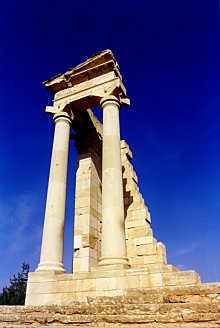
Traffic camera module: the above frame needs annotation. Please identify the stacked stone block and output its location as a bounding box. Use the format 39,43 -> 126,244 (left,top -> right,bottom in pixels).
73,138 -> 169,272
73,143 -> 102,272
26,267 -> 201,304
121,140 -> 167,268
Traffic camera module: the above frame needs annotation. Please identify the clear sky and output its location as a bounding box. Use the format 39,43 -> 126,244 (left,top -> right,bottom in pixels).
0,0 -> 219,288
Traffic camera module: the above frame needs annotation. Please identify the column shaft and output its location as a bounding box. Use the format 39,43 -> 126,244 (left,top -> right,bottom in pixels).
99,96 -> 129,267
36,113 -> 72,272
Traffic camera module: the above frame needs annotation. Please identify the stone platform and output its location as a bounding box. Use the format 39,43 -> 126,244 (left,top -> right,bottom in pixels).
1,283 -> 220,327
26,265 -> 201,305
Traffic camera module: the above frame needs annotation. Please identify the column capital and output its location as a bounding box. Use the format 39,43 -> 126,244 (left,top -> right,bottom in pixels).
53,111 -> 73,126
46,103 -> 74,125
100,95 -> 121,110
100,96 -> 130,110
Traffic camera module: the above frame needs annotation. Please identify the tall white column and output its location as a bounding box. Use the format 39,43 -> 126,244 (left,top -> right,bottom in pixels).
99,96 -> 129,267
36,112 -> 72,273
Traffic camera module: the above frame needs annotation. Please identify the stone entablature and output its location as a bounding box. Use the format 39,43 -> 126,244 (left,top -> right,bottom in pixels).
43,50 -> 121,95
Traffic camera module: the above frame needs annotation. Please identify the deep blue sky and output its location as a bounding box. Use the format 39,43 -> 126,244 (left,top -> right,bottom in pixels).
0,0 -> 219,288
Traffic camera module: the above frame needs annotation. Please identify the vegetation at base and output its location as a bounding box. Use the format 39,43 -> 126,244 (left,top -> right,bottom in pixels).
0,263 -> 29,305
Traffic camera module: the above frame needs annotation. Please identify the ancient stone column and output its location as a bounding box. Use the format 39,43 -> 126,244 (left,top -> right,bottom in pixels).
36,112 -> 72,273
99,96 -> 129,267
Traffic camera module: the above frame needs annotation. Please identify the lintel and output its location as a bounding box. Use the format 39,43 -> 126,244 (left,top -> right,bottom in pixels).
52,76 -> 126,112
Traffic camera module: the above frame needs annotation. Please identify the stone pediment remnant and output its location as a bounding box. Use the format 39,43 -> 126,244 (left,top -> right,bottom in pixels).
43,49 -> 120,94
43,49 -> 128,112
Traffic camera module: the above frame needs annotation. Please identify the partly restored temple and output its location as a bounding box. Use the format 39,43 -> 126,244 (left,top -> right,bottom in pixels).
2,50 -> 219,326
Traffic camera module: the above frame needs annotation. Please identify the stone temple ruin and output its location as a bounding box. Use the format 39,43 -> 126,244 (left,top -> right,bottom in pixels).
27,48 -> 203,303
2,50 -> 219,326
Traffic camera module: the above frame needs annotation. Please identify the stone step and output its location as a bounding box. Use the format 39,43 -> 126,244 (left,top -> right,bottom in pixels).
128,264 -> 179,273
0,302 -> 220,326
162,270 -> 201,286
125,282 -> 220,302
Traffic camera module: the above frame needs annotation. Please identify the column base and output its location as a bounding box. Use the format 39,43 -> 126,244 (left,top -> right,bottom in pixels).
92,263 -> 130,271
98,256 -> 130,269
36,261 -> 66,274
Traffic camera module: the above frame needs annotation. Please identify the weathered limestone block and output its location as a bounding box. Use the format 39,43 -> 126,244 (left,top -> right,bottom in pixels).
137,243 -> 158,256
162,270 -> 201,286
134,236 -> 157,245
127,226 -> 153,239
126,202 -> 146,212
123,169 -> 138,182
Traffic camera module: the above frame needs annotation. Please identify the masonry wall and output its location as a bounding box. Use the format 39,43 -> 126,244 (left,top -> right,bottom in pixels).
72,140 -> 102,272
121,140 -> 167,268
72,131 -> 168,271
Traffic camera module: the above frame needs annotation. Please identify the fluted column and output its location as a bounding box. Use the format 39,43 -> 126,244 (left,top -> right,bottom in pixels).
36,112 -> 72,273
99,96 -> 130,267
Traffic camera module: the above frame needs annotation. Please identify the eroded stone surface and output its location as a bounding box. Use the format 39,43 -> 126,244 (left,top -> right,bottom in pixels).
1,287 -> 220,326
